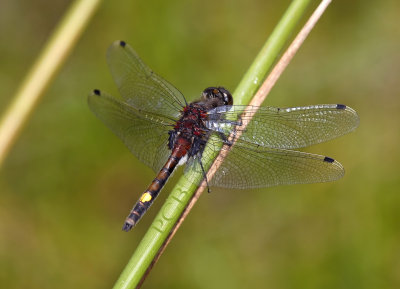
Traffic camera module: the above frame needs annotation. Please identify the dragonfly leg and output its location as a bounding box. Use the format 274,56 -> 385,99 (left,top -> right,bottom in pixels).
168,130 -> 177,150
188,136 -> 206,157
189,137 -> 211,192
199,159 -> 211,193
218,132 -> 234,146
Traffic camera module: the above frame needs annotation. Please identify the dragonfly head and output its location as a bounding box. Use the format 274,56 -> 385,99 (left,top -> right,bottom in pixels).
201,87 -> 233,107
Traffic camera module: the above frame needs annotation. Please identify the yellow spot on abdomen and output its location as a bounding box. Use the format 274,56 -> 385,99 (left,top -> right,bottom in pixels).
140,192 -> 152,203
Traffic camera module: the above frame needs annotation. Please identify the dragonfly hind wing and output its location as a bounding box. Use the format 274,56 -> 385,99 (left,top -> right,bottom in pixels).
88,89 -> 172,172
209,141 -> 345,189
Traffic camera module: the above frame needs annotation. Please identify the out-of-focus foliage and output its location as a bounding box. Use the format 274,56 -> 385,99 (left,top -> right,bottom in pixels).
1,1 -> 399,288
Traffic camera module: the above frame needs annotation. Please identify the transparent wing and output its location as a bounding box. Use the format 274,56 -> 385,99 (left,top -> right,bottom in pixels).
88,89 -> 172,172
184,136 -> 344,189
206,104 -> 359,149
106,40 -> 186,119
212,141 -> 344,188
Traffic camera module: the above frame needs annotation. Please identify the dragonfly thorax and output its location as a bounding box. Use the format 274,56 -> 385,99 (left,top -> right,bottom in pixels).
169,86 -> 233,157
172,86 -> 233,143
173,103 -> 208,141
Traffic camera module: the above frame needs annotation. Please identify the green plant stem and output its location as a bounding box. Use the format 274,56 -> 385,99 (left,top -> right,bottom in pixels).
234,0 -> 312,105
113,1 -> 314,288
0,0 -> 102,168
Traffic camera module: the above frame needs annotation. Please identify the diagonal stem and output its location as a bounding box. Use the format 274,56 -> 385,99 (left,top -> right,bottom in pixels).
0,0 -> 102,168
155,0 -> 333,268
113,0 -> 333,288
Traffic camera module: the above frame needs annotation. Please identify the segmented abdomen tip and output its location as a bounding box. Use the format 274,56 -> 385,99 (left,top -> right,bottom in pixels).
122,219 -> 135,232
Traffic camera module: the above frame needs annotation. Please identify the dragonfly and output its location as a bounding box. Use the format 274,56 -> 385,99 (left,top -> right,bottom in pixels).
88,41 -> 359,231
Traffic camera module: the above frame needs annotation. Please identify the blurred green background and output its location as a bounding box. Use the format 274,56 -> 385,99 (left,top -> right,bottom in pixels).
1,0 -> 399,288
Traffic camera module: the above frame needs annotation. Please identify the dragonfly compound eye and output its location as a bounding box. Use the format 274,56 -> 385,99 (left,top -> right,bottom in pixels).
202,87 -> 233,105
218,87 -> 233,105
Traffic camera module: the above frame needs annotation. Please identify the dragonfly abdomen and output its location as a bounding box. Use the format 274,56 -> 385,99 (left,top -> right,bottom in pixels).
122,137 -> 191,231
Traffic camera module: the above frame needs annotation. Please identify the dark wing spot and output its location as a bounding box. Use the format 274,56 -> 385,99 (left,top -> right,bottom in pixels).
323,156 -> 335,163
93,89 -> 101,95
336,104 -> 346,110
119,40 -> 126,47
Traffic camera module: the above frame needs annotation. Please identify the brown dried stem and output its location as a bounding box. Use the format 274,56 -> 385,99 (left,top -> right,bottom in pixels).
149,0 -> 332,275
